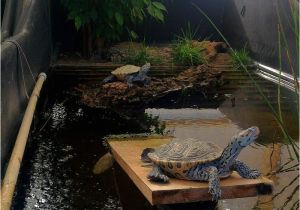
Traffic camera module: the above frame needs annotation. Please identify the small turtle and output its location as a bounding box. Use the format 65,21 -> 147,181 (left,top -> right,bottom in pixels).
141,127 -> 261,201
103,63 -> 151,87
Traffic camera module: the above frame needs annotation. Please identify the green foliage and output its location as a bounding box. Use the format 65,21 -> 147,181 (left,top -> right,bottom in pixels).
125,42 -> 162,66
231,47 -> 252,70
172,24 -> 206,66
61,0 -> 167,41
176,23 -> 198,42
172,41 -> 206,66
143,113 -> 167,135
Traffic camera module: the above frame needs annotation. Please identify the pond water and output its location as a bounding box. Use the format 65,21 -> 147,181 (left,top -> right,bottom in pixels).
12,74 -> 298,210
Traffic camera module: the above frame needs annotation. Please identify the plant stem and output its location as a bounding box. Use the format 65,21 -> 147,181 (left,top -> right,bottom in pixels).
192,3 -> 299,161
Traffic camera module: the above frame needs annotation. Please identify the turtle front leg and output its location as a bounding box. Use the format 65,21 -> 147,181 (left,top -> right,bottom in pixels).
187,166 -> 221,201
148,165 -> 169,183
103,75 -> 117,83
124,75 -> 134,87
231,160 -> 261,179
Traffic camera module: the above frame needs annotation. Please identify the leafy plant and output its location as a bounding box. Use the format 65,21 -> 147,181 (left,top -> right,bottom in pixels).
125,42 -> 162,66
231,46 -> 252,69
61,0 -> 167,56
172,24 -> 206,66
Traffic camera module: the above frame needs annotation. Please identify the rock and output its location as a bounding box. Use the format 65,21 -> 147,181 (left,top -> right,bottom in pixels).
93,152 -> 115,175
102,82 -> 128,91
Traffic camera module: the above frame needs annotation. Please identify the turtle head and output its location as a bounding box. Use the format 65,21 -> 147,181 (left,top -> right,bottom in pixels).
235,126 -> 260,147
219,127 -> 260,168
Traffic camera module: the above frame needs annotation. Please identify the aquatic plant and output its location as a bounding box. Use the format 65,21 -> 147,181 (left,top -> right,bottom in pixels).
143,113 -> 167,135
61,0 -> 167,56
193,2 -> 299,208
192,3 -> 299,162
231,46 -> 252,70
172,24 -> 206,66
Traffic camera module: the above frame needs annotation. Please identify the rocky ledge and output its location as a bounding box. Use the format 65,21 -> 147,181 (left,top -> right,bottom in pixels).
73,65 -> 224,110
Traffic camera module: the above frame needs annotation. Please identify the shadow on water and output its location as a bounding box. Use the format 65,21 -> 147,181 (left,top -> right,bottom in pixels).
12,74 -> 298,210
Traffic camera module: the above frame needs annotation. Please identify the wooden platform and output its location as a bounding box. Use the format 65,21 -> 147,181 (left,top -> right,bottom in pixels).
108,136 -> 273,205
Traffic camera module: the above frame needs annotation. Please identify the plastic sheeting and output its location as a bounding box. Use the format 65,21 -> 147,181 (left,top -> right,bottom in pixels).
1,0 -> 52,170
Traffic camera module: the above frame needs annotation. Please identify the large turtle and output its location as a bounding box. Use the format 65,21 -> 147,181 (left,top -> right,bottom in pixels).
103,63 -> 151,87
141,126 -> 261,201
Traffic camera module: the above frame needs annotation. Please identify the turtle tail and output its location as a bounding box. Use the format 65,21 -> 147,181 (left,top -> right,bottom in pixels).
141,148 -> 155,162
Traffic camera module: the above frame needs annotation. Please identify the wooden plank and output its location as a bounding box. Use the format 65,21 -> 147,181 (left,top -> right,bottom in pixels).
108,137 -> 273,205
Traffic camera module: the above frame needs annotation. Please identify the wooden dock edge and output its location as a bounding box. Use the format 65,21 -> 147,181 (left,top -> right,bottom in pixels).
109,138 -> 274,205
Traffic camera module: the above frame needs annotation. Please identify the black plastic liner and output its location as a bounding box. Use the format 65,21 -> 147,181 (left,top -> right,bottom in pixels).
1,0 -> 52,171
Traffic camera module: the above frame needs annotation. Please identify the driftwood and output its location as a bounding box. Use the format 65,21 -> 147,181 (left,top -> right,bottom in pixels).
74,65 -> 223,109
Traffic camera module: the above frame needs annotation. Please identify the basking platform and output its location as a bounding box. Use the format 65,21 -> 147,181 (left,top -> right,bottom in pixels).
108,136 -> 273,205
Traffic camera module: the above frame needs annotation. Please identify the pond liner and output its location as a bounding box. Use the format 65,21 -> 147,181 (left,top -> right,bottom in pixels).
1,0 -> 52,168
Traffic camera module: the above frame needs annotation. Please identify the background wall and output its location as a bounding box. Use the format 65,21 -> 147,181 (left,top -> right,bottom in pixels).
222,0 -> 298,75
134,0 -> 226,42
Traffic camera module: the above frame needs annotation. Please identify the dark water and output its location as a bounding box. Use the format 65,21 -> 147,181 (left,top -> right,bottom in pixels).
12,75 -> 298,210
12,82 -> 147,209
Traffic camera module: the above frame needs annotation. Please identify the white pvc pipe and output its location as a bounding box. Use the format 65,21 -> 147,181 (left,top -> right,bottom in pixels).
1,72 -> 47,210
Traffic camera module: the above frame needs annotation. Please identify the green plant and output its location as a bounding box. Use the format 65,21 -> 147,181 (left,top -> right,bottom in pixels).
176,23 -> 199,42
61,0 -> 167,56
194,3 -> 299,208
125,42 -> 162,66
231,47 -> 252,69
172,24 -> 206,66
143,113 -> 167,135
193,3 -> 299,162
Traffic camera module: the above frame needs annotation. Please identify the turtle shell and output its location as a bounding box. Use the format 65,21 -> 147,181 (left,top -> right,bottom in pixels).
148,138 -> 223,179
111,65 -> 140,81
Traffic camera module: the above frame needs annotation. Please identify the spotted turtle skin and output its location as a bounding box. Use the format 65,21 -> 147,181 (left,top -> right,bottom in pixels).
142,126 -> 261,201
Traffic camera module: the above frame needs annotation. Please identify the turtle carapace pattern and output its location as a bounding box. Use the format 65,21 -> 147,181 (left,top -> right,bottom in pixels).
103,63 -> 151,87
141,126 -> 261,201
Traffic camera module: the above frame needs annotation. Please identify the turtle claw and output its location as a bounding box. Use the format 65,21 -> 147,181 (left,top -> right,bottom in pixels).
148,165 -> 169,183
232,160 -> 261,179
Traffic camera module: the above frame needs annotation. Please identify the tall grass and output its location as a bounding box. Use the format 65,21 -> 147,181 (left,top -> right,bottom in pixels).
125,40 -> 162,66
275,0 -> 299,112
192,2 -> 299,161
231,46 -> 252,70
172,23 -> 206,66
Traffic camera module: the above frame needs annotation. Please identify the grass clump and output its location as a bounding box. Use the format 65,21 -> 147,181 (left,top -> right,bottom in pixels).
172,24 -> 206,66
125,42 -> 162,66
231,47 -> 252,69
172,41 -> 206,66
